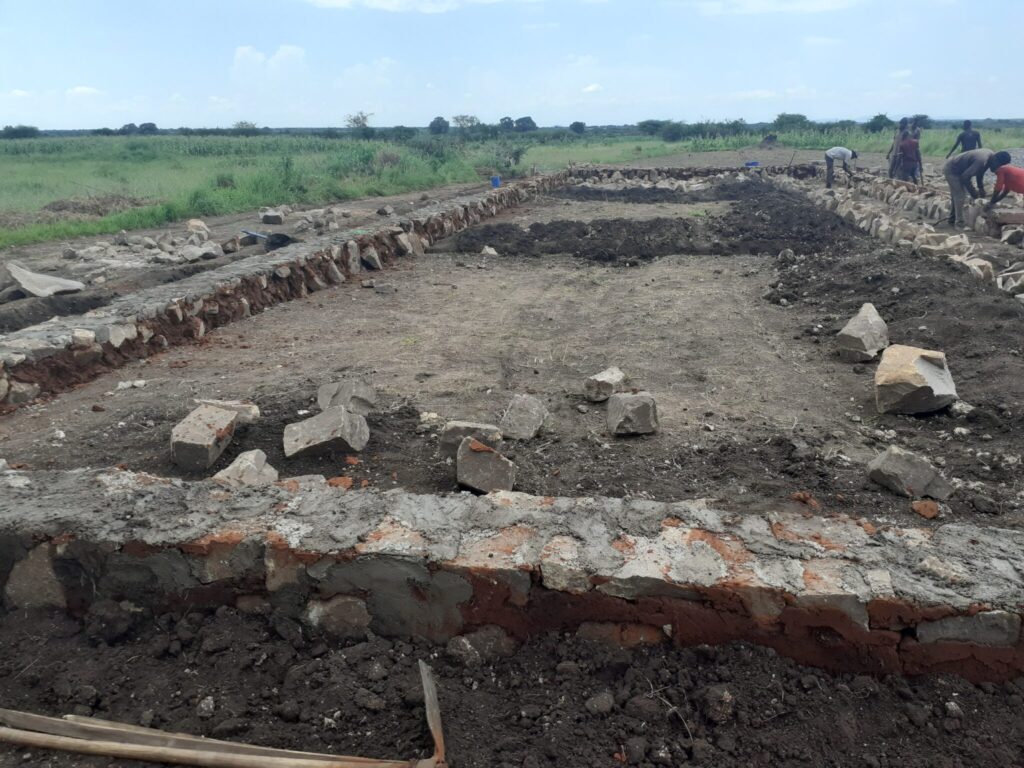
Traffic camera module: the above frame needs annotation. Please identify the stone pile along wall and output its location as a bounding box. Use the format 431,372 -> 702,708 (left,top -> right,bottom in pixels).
772,173 -> 1024,304
2,465 -> 1023,682
575,163 -> 819,182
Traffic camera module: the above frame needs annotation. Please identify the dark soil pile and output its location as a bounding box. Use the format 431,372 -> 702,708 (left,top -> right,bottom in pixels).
2,609 -> 1023,768
552,186 -> 733,204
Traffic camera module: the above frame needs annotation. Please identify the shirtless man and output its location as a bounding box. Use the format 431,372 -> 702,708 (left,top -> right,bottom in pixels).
943,148 -> 997,228
946,120 -> 983,159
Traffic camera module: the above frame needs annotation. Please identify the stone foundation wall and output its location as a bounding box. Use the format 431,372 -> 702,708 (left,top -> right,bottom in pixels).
2,466 -> 1022,681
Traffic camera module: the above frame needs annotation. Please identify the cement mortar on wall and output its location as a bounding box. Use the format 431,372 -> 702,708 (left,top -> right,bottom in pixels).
1,465 -> 1022,681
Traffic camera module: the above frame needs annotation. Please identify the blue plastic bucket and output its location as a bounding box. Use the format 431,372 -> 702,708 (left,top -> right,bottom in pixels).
744,161 -> 760,168
490,175 -> 501,188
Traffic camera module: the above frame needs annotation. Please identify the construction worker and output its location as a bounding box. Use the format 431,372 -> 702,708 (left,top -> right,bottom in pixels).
946,120 -> 983,158
897,130 -> 923,184
824,146 -> 858,189
887,118 -> 909,178
984,152 -> 1022,210
943,148 -> 997,229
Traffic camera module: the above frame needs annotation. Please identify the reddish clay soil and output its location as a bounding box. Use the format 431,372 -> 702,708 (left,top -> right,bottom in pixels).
1,609 -> 1023,768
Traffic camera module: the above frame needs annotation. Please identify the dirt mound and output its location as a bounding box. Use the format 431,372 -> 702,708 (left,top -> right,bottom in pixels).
553,186 -> 724,204
41,194 -> 152,217
3,609 -> 1023,768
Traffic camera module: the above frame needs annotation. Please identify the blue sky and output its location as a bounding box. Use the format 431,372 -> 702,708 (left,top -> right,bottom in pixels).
0,0 -> 1017,129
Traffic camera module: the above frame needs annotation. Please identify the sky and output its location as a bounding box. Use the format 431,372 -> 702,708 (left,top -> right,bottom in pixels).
0,0 -> 1018,129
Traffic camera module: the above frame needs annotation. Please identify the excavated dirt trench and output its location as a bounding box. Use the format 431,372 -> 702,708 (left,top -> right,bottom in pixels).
2,168 -> 1024,768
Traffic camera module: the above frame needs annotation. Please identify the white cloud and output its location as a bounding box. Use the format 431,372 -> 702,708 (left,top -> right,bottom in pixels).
889,68 -> 912,79
523,20 -> 559,29
581,83 -> 603,93
304,0 -> 535,12
8,89 -> 30,98
231,45 -> 306,82
691,0 -> 863,14
66,85 -> 101,96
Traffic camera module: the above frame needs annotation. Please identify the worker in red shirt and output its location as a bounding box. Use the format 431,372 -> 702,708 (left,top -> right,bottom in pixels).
985,151 -> 1024,210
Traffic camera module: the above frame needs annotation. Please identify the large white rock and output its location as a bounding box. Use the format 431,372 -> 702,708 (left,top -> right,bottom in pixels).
283,406 -> 369,457
584,366 -> 626,402
194,399 -> 260,425
213,449 -> 278,488
836,303 -> 888,362
875,345 -> 958,415
171,405 -> 238,470
316,379 -> 376,416
6,262 -> 85,297
499,394 -> 549,440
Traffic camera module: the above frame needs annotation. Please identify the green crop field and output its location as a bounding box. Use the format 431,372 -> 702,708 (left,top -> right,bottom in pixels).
2,127 -> 1022,250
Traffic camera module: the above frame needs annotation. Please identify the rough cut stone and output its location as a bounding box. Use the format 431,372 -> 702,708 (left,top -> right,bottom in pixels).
283,406 -> 369,457
316,379 -> 376,416
213,449 -> 278,488
194,399 -> 260,425
456,437 -> 515,492
4,544 -> 65,609
867,446 -> 953,500
439,421 -> 503,459
361,246 -> 383,271
917,611 -> 1021,647
499,394 -> 549,440
345,241 -> 362,273
836,303 -> 889,362
875,345 -> 957,415
584,366 -> 626,402
261,209 -> 285,225
171,405 -> 238,471
6,263 -> 85,297
304,595 -> 371,639
446,625 -> 518,667
607,392 -> 659,435
5,380 -> 40,405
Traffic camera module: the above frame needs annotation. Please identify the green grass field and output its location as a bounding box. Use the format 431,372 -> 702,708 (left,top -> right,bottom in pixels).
2,128 -> 1022,249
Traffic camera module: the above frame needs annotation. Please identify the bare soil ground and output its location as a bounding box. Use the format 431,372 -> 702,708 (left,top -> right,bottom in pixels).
1,178 -> 1021,527
2,609 -> 1023,768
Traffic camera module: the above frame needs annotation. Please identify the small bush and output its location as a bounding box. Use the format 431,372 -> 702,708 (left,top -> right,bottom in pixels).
215,173 -> 236,188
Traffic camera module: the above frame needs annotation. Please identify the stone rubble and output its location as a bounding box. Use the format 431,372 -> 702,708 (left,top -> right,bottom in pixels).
456,436 -> 516,492
875,345 -> 958,415
283,406 -> 369,457
867,446 -> 954,500
607,392 -> 659,435
316,379 -> 376,416
584,366 -> 626,402
836,303 -> 889,362
170,404 -> 238,470
499,394 -> 550,440
260,209 -> 285,225
212,449 -> 278,488
439,420 -> 503,459
6,262 -> 85,297
193,399 -> 261,425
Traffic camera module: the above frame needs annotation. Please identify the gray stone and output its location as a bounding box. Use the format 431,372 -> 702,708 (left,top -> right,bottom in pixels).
584,366 -> 626,402
867,446 -> 953,500
607,392 -> 659,435
345,241 -> 362,273
179,245 -> 204,263
6,262 -> 85,297
361,246 -> 383,271
170,405 -> 237,471
213,450 -> 278,488
193,399 -> 260,425
585,690 -> 615,715
446,625 -> 518,667
283,406 -> 369,457
325,260 -> 345,284
836,303 -> 889,362
456,437 -> 515,493
916,611 -> 1021,647
875,345 -> 958,415
376,205 -> 395,216
439,421 -> 503,459
261,209 -> 285,225
5,380 -> 40,405
304,595 -> 371,640
4,544 -> 64,609
499,394 -> 549,440
316,379 -> 376,416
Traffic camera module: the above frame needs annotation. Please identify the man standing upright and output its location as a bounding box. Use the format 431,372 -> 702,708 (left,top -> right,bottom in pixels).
946,120 -> 983,158
824,146 -> 858,189
943,148 -> 996,228
897,130 -> 923,184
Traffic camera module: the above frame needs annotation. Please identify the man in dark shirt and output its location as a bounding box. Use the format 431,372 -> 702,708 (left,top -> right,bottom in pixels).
946,120 -> 983,159
943,148 -> 997,228
898,131 -> 923,184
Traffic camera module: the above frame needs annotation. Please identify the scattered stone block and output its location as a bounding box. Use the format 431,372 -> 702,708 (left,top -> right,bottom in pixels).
836,303 -> 889,362
499,394 -> 549,440
456,437 -> 515,492
6,263 -> 85,297
283,406 -> 369,457
345,241 -> 362,273
304,595 -> 371,640
171,405 -> 238,471
480,246 -> 499,257
875,345 -> 957,415
439,420 -> 503,459
377,205 -> 395,216
194,399 -> 260,425
916,611 -> 1021,646
213,449 -> 278,488
584,366 -> 626,402
316,379 -> 376,416
446,625 -> 518,667
361,246 -> 383,271
607,392 -> 659,435
5,380 -> 40,404
261,209 -> 285,225
867,446 -> 953,500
